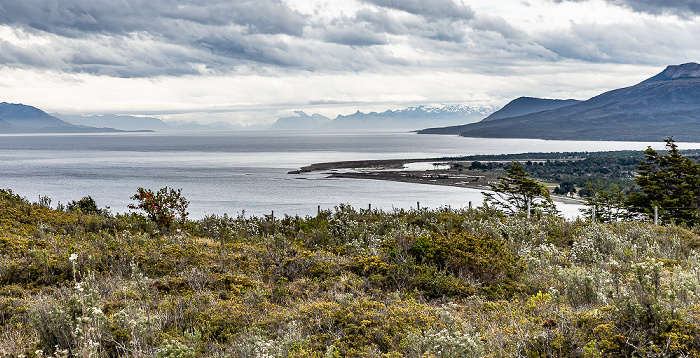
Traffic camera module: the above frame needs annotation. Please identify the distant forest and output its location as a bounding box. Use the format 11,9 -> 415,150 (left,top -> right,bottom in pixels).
450,149 -> 700,196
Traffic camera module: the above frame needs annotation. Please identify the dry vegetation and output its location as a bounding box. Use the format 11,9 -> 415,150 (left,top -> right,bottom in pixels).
1,189 -> 700,357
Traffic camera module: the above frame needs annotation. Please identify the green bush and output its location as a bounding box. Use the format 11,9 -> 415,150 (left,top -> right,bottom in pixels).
4,194 -> 700,356
127,187 -> 189,230
408,232 -> 525,296
67,196 -> 101,214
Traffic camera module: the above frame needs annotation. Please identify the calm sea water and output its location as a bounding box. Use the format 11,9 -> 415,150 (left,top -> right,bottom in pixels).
1,131 -> 696,219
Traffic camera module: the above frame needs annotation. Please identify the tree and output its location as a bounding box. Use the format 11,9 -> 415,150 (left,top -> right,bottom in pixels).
553,181 -> 576,195
580,181 -> 629,223
128,187 -> 189,230
483,162 -> 558,216
627,137 -> 700,225
67,196 -> 101,214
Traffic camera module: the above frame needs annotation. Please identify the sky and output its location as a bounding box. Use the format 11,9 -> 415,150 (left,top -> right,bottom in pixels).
0,0 -> 698,126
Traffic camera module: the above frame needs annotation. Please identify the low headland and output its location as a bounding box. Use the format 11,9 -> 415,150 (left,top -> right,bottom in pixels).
289,150 -> 647,205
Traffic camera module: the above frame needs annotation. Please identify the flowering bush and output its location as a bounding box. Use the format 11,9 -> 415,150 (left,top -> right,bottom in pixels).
127,187 -> 189,230
157,340 -> 195,358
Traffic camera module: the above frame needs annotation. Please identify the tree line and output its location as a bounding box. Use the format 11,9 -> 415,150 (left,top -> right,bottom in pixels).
485,138 -> 700,226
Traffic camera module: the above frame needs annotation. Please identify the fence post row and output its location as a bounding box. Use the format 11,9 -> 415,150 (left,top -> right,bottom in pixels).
250,204 -> 669,223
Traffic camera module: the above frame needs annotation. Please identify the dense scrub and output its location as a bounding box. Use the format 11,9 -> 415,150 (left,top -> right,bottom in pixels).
455,150 -> 644,190
1,190 -> 700,357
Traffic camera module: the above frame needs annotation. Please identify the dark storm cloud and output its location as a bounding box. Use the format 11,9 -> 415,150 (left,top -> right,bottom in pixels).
613,0 -> 700,16
355,8 -> 407,34
351,7 -> 468,42
0,33 -> 217,77
0,0 -> 314,76
0,40 -> 63,69
471,15 -> 525,40
324,25 -> 388,46
361,0 -> 475,20
0,0 -> 532,77
0,0 -> 307,36
1,0 -> 692,79
553,0 -> 700,16
537,20 -> 700,65
0,0 -> 486,77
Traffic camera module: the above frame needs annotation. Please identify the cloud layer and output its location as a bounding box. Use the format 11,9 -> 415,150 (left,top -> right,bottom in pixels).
0,0 -> 698,122
0,0 -> 695,79
555,0 -> 700,17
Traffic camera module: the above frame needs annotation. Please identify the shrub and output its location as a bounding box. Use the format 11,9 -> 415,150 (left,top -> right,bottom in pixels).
7,197 -> 700,356
408,232 -> 525,296
67,196 -> 101,214
404,326 -> 484,358
157,340 -> 195,358
127,187 -> 189,230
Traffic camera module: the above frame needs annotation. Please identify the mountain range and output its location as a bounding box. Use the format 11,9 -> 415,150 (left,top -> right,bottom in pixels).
269,105 -> 498,131
0,103 -> 250,133
0,102 -> 497,134
419,63 -> 700,141
269,111 -> 333,131
481,97 -> 582,121
6,62 -> 698,138
0,102 -> 124,134
57,114 -> 246,132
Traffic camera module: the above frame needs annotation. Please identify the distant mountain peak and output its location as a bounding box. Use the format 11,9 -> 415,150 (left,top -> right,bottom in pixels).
269,111 -> 331,131
420,63 -> 700,141
481,97 -> 581,121
642,62 -> 700,83
269,104 -> 497,131
0,101 -> 73,128
0,102 -> 129,133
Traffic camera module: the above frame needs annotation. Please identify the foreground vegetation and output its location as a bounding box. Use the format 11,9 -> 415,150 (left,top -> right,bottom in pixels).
2,188 -> 700,357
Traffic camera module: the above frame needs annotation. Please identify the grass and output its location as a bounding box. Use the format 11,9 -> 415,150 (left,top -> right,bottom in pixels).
1,190 -> 700,357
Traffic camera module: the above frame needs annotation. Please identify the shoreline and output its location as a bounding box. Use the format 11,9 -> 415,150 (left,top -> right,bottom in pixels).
290,158 -> 586,205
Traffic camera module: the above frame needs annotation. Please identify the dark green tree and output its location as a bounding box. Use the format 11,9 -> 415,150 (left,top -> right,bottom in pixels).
553,181 -> 577,195
627,137 -> 700,225
483,162 -> 558,216
581,181 -> 629,223
67,196 -> 101,214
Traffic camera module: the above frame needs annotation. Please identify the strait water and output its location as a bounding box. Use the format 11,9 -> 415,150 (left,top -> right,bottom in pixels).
1,131 -> 696,219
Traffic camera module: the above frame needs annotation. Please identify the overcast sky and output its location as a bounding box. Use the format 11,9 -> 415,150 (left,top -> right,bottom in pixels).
0,0 -> 698,125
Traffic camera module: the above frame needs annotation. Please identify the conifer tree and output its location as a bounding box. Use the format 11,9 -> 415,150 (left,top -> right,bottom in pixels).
627,137 -> 700,225
581,181 -> 629,223
483,162 -> 558,216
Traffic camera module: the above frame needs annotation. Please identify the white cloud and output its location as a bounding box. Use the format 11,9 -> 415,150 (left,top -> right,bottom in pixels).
0,0 -> 696,123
